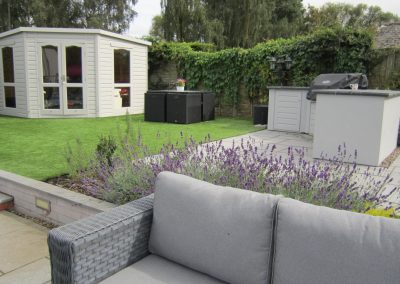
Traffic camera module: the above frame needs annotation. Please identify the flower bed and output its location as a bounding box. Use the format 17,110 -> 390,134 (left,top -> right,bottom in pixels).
58,129 -> 398,216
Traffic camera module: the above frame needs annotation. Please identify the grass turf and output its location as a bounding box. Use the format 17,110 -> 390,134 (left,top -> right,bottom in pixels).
0,114 -> 259,180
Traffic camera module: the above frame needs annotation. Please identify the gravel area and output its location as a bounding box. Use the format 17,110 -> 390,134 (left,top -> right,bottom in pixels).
7,209 -> 58,229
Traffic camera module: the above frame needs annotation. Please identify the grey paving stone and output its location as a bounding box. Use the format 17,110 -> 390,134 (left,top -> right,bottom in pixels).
0,212 -> 49,273
0,258 -> 51,284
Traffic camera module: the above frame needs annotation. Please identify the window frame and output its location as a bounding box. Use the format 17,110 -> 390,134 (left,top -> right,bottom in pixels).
37,41 -> 87,115
113,48 -> 132,108
1,45 -> 16,109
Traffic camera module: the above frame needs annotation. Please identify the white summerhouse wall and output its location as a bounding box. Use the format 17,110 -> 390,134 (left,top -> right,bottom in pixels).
24,32 -> 97,118
97,34 -> 148,117
0,33 -> 28,117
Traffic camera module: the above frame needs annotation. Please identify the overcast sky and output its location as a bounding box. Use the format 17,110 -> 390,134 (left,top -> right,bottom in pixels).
128,0 -> 400,38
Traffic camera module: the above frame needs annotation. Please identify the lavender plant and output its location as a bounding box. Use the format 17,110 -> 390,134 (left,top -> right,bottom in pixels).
70,129 -> 397,214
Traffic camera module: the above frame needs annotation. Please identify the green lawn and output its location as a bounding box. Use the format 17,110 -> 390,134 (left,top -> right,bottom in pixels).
0,115 -> 259,180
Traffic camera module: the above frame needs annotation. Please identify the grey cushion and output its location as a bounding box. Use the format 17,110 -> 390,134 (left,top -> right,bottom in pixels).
100,254 -> 224,284
272,198 -> 400,284
149,171 -> 280,284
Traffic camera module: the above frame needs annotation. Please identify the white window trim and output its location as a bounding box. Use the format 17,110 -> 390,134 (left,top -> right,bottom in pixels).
1,46 -> 17,109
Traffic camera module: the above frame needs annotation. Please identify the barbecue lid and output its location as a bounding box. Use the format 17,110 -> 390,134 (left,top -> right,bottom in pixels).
311,73 -> 363,88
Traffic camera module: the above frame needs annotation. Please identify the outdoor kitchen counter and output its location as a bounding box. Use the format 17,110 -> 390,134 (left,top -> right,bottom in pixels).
311,89 -> 400,98
313,89 -> 400,166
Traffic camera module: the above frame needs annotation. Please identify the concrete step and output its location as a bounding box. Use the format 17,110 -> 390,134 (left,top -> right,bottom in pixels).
0,192 -> 13,211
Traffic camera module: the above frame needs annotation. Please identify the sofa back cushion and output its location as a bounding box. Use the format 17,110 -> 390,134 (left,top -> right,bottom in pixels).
272,198 -> 400,284
149,172 -> 280,284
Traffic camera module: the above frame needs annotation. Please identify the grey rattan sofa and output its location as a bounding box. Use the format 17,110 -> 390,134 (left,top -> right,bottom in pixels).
48,171 -> 400,284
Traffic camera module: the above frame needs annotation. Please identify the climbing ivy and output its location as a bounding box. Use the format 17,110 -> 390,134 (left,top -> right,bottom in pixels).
149,28 -> 374,109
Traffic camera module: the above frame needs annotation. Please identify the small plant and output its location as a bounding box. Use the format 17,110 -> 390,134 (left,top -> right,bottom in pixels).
176,78 -> 186,87
96,135 -> 117,166
64,138 -> 92,179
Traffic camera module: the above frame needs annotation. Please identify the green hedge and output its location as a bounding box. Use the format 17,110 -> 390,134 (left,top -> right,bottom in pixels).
149,28 -> 373,108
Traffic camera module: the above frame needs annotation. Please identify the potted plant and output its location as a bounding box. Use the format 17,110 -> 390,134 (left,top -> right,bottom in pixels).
176,78 -> 186,92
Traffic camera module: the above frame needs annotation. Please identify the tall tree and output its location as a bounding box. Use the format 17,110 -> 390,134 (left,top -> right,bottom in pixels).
302,3 -> 400,33
0,0 -> 138,33
160,0 -> 208,42
0,0 -> 31,31
270,0 -> 304,38
149,15 -> 164,39
155,0 -> 303,48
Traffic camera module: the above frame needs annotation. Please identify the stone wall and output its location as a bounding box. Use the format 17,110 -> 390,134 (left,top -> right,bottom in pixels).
149,61 -> 178,90
149,61 -> 253,117
376,23 -> 400,49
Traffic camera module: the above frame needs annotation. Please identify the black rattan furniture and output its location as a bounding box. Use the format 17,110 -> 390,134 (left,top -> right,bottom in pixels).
166,92 -> 202,124
144,90 -> 215,124
144,91 -> 167,122
253,105 -> 268,125
201,92 -> 215,121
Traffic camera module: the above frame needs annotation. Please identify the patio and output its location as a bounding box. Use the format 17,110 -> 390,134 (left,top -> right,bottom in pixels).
0,211 -> 50,284
219,129 -> 400,205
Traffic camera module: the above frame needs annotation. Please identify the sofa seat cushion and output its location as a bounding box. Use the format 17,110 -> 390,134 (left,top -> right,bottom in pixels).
100,254 -> 224,284
149,171 -> 281,284
272,198 -> 400,284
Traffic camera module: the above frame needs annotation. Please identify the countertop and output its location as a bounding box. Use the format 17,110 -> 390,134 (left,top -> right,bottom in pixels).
311,89 -> 400,98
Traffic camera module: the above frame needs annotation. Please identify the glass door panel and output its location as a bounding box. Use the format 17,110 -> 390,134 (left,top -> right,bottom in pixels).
42,46 -> 59,83
41,45 -> 61,111
66,46 -> 82,83
64,46 -> 84,112
67,87 -> 83,109
43,87 -> 60,109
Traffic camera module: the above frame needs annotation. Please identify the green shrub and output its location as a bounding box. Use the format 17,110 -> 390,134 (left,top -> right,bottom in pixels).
149,27 -> 374,108
96,135 -> 117,166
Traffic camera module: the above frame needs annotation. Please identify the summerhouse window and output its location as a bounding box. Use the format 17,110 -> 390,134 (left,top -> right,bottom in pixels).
114,49 -> 131,107
2,47 -> 16,108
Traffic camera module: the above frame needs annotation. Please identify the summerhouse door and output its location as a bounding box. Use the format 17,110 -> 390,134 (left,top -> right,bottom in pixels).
39,43 -> 86,115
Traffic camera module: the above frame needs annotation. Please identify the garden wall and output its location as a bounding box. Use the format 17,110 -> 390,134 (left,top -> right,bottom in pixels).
0,170 -> 115,225
148,28 -> 400,117
368,49 -> 400,89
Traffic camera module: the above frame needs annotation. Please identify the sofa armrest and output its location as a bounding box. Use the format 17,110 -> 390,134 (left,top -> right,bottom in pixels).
48,194 -> 154,284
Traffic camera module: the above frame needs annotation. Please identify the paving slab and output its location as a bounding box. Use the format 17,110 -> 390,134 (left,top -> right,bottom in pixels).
0,211 -> 50,283
0,258 -> 51,284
